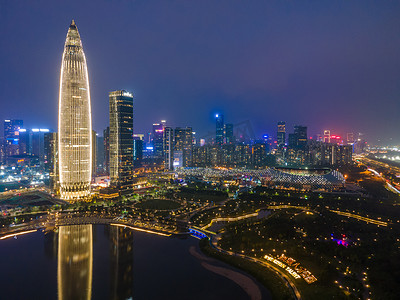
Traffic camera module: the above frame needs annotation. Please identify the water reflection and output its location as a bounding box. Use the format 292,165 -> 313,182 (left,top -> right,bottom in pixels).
109,225 -> 133,300
57,225 -> 93,300
54,225 -> 134,300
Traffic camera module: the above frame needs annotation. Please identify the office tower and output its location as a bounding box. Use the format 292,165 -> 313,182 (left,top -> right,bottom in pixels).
152,121 -> 166,158
294,125 -> 308,150
221,144 -> 235,166
347,133 -> 354,144
224,123 -> 234,144
18,128 -> 49,165
174,127 -> 193,167
44,132 -> 58,192
109,90 -> 134,195
252,142 -> 267,168
103,127 -> 110,175
234,144 -> 251,167
91,130 -> 97,177
18,128 -> 29,155
277,121 -> 286,146
4,119 -> 23,158
324,130 -> 331,143
58,20 -> 92,201
163,127 -> 174,170
0,138 -> 5,164
215,114 -> 224,145
58,225 -> 93,300
96,135 -> 104,174
288,133 -> 297,148
133,134 -> 143,166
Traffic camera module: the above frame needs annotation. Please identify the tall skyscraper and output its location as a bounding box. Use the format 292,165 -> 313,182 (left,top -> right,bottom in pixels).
58,20 -> 92,201
324,130 -> 331,143
224,123 -> 234,144
96,135 -> 104,174
277,121 -> 286,146
92,130 -> 97,178
103,127 -> 110,175
109,90 -> 134,195
216,114 -> 224,145
294,125 -> 308,150
4,119 -> 23,158
133,134 -> 143,166
44,132 -> 58,193
164,127 -> 174,170
174,127 -> 193,167
152,121 -> 166,158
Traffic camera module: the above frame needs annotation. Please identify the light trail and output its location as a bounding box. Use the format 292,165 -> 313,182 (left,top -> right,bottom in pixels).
329,210 -> 387,226
0,229 -> 37,240
110,223 -> 171,237
201,211 -> 259,230
367,167 -> 400,195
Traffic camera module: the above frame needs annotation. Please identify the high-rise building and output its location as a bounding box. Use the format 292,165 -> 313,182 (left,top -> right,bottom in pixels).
347,133 -> 355,144
18,128 -> 50,166
44,132 -> 58,193
133,134 -> 143,166
103,127 -> 110,175
152,120 -> 166,158
252,142 -> 267,168
109,90 -> 134,195
277,121 -> 286,146
294,125 -> 308,150
324,130 -> 331,143
0,138 -> 5,164
92,130 -> 97,178
4,119 -> 23,158
216,114 -> 224,145
163,127 -> 174,170
174,127 -> 193,167
58,20 -> 92,201
96,135 -> 104,175
224,123 -> 234,144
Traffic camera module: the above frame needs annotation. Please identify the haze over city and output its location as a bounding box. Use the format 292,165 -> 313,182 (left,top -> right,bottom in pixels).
2,2 -> 400,300
1,0 -> 400,143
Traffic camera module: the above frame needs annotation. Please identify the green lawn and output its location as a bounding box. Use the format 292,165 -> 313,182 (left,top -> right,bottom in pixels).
135,199 -> 181,210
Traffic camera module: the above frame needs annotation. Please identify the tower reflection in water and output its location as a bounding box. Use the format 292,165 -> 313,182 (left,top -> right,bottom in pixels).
55,225 -> 133,300
57,225 -> 93,300
109,225 -> 134,300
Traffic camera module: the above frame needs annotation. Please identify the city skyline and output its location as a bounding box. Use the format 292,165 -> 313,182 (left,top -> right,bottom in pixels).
1,1 -> 400,144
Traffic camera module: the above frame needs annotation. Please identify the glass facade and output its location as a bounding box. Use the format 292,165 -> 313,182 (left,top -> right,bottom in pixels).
58,20 -> 92,201
109,90 -> 134,195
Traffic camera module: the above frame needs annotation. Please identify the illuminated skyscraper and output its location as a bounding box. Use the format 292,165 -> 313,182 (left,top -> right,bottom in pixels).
109,90 -> 134,195
216,114 -> 224,145
224,123 -> 234,144
58,20 -> 92,201
277,121 -> 286,146
174,127 -> 193,167
294,125 -> 308,150
4,119 -> 23,158
152,120 -> 166,158
163,127 -> 174,170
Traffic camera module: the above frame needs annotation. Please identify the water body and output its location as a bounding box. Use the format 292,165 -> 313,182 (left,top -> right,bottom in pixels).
0,225 -> 271,300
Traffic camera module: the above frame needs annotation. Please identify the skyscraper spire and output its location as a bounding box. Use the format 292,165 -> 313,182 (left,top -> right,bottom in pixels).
58,20 -> 92,201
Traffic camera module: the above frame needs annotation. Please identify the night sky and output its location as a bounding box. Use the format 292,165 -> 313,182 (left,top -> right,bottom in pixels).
1,1 -> 399,144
